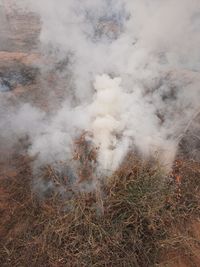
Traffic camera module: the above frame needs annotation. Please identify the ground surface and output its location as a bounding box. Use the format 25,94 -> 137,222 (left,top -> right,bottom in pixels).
0,3 -> 200,267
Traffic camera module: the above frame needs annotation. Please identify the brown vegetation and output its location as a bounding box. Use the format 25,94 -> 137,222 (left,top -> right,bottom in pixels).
1,153 -> 200,267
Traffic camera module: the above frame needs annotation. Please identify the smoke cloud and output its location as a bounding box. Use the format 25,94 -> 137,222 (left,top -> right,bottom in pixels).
1,0 -> 200,179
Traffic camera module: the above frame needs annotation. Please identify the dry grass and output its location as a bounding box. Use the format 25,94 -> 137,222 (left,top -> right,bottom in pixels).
0,153 -> 200,267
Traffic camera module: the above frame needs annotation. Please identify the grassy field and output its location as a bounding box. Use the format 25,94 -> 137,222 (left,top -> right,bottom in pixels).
1,153 -> 200,267
0,3 -> 200,267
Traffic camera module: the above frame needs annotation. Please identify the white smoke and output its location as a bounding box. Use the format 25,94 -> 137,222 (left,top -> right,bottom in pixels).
1,0 -> 200,177
89,74 -> 128,172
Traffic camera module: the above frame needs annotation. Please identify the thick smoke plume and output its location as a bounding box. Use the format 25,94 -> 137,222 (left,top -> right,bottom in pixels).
1,0 -> 200,180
